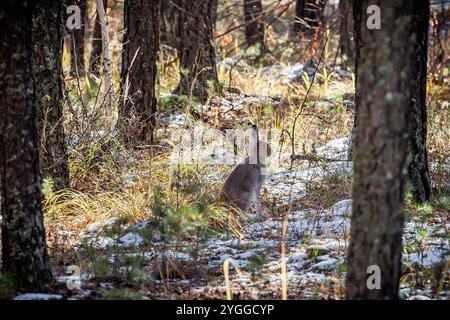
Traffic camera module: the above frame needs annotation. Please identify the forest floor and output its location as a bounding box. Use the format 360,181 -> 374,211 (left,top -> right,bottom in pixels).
1,35 -> 447,299
9,63 -> 447,300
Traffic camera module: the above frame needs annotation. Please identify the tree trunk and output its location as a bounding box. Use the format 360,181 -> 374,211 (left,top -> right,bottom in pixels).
346,0 -> 416,300
176,0 -> 219,102
243,0 -> 265,48
119,0 -> 160,145
160,0 -> 181,48
32,0 -> 70,191
408,0 -> 431,204
338,0 -> 354,68
68,0 -> 87,76
349,0 -> 363,159
96,0 -> 113,115
0,0 -> 53,290
90,0 -> 108,75
293,0 -> 324,35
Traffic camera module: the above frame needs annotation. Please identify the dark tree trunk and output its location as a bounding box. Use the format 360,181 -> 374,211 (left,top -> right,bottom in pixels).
338,0 -> 354,68
90,0 -> 108,75
160,0 -> 181,48
408,0 -> 431,203
293,0 -> 324,35
176,0 -> 219,102
119,0 -> 160,145
243,0 -> 265,48
67,0 -> 87,76
0,0 -> 53,290
32,0 -> 70,191
346,0 -> 416,300
293,0 -> 306,34
349,0 -> 363,159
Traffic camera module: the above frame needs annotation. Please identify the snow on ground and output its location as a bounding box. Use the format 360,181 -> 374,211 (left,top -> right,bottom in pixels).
14,293 -> 64,300
33,137 -> 448,300
70,192 -> 447,299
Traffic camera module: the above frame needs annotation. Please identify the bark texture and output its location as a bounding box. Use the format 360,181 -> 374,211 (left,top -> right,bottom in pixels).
346,0 -> 416,300
119,0 -> 160,145
177,0 -> 219,102
32,0 -> 70,190
0,0 -> 53,290
408,0 -> 431,203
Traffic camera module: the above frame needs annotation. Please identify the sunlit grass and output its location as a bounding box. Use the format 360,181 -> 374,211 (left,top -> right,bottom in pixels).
44,16 -> 449,299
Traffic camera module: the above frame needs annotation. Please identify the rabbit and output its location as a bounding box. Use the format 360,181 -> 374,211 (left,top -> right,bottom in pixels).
220,125 -> 271,215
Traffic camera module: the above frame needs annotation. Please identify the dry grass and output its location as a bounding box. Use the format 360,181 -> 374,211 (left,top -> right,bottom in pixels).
38,4 -> 449,299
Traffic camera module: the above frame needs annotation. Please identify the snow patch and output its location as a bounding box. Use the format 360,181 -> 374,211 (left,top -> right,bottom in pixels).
14,293 -> 63,300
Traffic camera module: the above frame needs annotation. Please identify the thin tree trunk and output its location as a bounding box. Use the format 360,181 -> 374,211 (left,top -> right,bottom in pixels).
293,0 -> 305,34
119,0 -> 160,145
0,0 -> 53,290
90,0 -> 108,75
32,0 -> 70,191
409,0 -> 431,203
95,0 -> 113,114
176,0 -> 219,102
160,0 -> 181,48
243,0 -> 265,48
338,0 -> 354,68
68,0 -> 87,76
349,0 -> 363,159
293,0 -> 324,36
346,0 -> 416,300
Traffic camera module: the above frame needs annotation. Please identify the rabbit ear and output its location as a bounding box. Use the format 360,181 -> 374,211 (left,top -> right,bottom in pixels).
249,123 -> 258,132
249,124 -> 258,137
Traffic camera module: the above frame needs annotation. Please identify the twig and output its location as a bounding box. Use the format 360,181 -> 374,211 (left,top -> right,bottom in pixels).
289,30 -> 332,168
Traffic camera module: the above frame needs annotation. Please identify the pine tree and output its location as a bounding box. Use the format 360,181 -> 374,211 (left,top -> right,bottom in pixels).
347,0 -> 416,299
118,0 -> 160,144
0,0 -> 53,290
